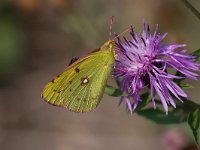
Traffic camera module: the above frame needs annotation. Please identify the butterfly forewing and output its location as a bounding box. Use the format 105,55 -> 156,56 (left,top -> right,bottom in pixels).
42,71 -> 69,106
42,48 -> 115,112
62,50 -> 114,112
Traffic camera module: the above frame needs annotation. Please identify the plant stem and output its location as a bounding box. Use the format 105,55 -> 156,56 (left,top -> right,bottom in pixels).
184,100 -> 200,109
181,0 -> 200,20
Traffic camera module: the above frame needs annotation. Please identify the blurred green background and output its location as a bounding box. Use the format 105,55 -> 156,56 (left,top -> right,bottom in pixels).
0,0 -> 200,150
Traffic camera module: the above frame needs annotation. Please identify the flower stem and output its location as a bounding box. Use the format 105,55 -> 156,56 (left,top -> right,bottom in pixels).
181,0 -> 200,20
184,100 -> 200,109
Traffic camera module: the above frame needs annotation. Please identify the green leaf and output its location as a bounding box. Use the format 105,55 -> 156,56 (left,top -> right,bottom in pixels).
104,85 -> 125,97
188,108 -> 200,148
184,100 -> 200,110
115,79 -> 121,87
137,107 -> 188,124
193,49 -> 200,63
179,82 -> 193,88
135,92 -> 151,111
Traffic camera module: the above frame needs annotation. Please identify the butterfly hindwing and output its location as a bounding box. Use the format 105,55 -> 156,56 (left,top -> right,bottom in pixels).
42,49 -> 114,112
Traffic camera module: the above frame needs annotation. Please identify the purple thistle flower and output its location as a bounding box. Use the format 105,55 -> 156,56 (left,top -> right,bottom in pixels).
114,24 -> 199,114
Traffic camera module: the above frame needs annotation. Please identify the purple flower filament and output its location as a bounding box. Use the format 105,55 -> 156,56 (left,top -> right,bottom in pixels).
114,24 -> 199,114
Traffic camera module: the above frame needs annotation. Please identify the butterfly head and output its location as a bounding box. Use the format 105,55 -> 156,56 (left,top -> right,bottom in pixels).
101,40 -> 115,51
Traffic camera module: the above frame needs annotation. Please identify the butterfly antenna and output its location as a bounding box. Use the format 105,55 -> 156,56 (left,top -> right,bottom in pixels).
113,27 -> 131,40
109,16 -> 114,40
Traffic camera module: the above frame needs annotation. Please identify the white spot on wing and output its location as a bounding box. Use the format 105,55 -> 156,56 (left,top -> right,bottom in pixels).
83,79 -> 88,84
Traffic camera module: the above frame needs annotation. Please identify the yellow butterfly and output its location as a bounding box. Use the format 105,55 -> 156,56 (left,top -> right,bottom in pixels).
42,40 -> 116,112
